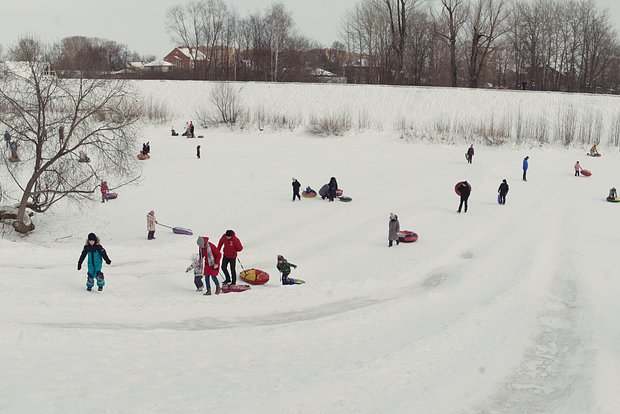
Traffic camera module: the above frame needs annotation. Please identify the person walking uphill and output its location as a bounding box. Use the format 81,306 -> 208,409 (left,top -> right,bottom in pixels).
217,230 -> 243,285
388,213 -> 400,247
522,156 -> 529,181
292,178 -> 301,201
147,211 -> 157,240
466,145 -> 474,164
77,233 -> 111,291
198,236 -> 222,295
196,145 -> 201,159
457,181 -> 471,213
277,255 -> 297,285
498,179 -> 509,205
574,161 -> 582,176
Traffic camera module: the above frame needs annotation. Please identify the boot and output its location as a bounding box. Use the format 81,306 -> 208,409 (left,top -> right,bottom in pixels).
215,286 -> 221,295
389,240 -> 393,247
204,289 -> 212,296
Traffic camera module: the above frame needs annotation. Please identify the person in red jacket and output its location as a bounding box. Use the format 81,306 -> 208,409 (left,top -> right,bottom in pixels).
217,230 -> 243,285
198,236 -> 222,295
100,180 -> 109,203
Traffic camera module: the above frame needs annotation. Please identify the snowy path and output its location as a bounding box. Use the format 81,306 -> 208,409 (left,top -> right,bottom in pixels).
1,129 -> 619,413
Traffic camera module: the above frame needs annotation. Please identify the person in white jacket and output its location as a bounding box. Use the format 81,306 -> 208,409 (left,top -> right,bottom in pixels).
147,210 -> 157,240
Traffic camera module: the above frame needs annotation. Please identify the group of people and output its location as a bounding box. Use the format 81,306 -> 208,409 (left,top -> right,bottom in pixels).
292,177 -> 339,202
4,131 -> 19,161
187,232 -> 243,295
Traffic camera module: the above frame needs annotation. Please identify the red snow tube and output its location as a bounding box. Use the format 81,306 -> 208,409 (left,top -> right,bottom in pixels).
239,268 -> 270,285
302,191 -> 317,198
336,189 -> 343,197
137,153 -> 150,160
581,169 -> 592,177
398,230 -> 418,243
104,192 -> 118,200
221,284 -> 251,293
454,181 -> 472,196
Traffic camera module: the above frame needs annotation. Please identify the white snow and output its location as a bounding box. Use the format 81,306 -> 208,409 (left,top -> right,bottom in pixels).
1,81 -> 620,414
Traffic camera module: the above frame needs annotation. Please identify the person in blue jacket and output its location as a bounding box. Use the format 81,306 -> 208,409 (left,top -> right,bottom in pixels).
77,233 -> 112,291
522,156 -> 529,181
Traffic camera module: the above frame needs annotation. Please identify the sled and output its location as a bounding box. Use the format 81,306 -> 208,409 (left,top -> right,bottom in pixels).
581,169 -> 592,177
221,284 -> 251,293
104,192 -> 118,200
586,153 -> 601,157
606,197 -> 620,203
197,135 -> 204,138
283,278 -> 305,285
137,153 -> 150,160
339,196 -> 352,202
454,181 -> 472,196
302,191 -> 317,198
8,156 -> 19,163
239,268 -> 270,285
398,230 -> 418,243
172,227 -> 193,235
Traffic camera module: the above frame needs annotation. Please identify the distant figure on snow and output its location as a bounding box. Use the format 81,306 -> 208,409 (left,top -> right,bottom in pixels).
589,145 -> 599,156
171,126 -> 179,136
457,181 -> 471,213
328,177 -> 338,202
319,184 -> 329,200
292,178 -> 301,201
189,121 -> 195,138
147,210 -> 157,240
466,144 -> 474,164
198,236 -> 221,295
217,230 -> 243,285
3,131 -> 10,148
522,156 -> 529,181
101,180 -> 109,203
78,150 -> 90,163
609,187 -> 617,198
77,232 -> 111,292
145,142 -> 150,155
574,161 -> 582,176
498,179 -> 509,205
388,213 -> 400,247
196,145 -> 201,159
277,255 -> 297,285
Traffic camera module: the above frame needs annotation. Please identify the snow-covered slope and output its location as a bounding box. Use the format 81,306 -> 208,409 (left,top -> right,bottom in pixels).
1,82 -> 620,413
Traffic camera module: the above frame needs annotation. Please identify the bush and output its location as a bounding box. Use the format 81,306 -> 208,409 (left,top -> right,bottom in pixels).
210,83 -> 243,126
307,113 -> 351,136
140,96 -> 172,124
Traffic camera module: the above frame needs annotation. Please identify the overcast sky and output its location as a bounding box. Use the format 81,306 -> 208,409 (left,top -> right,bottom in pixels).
1,0 -> 619,58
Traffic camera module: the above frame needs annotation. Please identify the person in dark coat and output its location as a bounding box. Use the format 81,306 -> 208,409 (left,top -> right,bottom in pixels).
3,131 -> 10,148
498,179 -> 509,205
522,156 -> 529,181
292,178 -> 301,201
466,145 -> 474,164
196,145 -> 201,159
217,230 -> 243,285
319,184 -> 329,200
145,142 -> 150,155
457,181 -> 471,213
77,233 -> 112,291
388,213 -> 400,247
189,122 -> 195,138
328,177 -> 338,202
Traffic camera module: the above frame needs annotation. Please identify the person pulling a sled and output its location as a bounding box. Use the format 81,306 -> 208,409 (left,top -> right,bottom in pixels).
292,178 -> 301,201
217,230 -> 243,285
77,233 -> 111,291
574,161 -> 582,176
101,180 -> 109,203
147,210 -> 157,240
457,181 -> 471,213
388,213 -> 400,247
277,255 -> 297,285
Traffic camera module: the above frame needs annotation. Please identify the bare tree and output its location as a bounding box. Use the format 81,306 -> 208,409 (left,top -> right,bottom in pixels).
0,38 -> 142,234
265,3 -> 293,82
166,1 -> 206,78
434,0 -> 469,87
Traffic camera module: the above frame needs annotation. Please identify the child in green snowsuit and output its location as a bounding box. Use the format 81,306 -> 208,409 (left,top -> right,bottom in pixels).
276,255 -> 297,285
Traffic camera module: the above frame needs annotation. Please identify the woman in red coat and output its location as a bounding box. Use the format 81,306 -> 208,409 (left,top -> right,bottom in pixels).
198,236 -> 222,295
100,181 -> 109,203
217,230 -> 243,285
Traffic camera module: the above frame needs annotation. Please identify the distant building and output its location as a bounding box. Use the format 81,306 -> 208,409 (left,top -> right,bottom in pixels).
163,47 -> 207,70
143,59 -> 174,73
311,68 -> 347,84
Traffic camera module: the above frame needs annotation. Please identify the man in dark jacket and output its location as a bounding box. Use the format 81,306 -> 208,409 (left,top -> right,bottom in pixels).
292,178 -> 301,201
457,181 -> 471,213
466,145 -> 474,164
328,177 -> 338,202
217,230 -> 243,285
498,179 -> 509,205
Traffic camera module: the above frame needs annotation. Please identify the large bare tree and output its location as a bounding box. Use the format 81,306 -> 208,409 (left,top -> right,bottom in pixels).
434,0 -> 469,87
0,38 -> 142,233
265,3 -> 293,82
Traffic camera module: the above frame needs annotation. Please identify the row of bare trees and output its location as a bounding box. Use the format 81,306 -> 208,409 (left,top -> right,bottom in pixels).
340,0 -> 620,92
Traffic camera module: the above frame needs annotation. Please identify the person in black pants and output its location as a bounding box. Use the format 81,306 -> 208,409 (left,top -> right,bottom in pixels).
217,230 -> 243,285
292,178 -> 301,201
328,177 -> 338,202
457,181 -> 471,213
498,179 -> 509,205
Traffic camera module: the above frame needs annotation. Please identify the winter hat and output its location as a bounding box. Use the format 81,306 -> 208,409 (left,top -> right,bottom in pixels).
197,236 -> 205,247
502,179 -> 507,183
149,210 -> 155,215
225,230 -> 234,237
88,233 -> 97,242
277,255 -> 284,261
390,213 -> 396,220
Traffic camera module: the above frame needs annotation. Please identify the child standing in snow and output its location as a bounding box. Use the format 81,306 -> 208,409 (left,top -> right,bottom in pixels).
388,213 -> 400,247
77,232 -> 111,291
147,210 -> 157,240
277,255 -> 297,285
186,253 -> 205,291
574,161 -> 582,176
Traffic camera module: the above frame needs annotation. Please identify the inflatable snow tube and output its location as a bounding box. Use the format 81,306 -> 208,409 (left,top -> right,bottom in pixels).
302,191 -> 317,198
606,197 -> 620,203
398,230 -> 418,243
454,181 -> 472,196
137,153 -> 150,160
172,227 -> 193,235
104,192 -> 118,200
581,169 -> 592,177
586,153 -> 601,157
221,284 -> 251,293
339,196 -> 352,202
239,268 -> 270,285
336,189 -> 343,197
284,278 -> 305,285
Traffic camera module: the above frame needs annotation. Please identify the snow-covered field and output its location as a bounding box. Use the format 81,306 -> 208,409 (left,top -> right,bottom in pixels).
1,82 -> 620,413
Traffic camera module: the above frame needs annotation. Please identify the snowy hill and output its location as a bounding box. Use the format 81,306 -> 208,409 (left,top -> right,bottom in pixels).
1,81 -> 620,413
